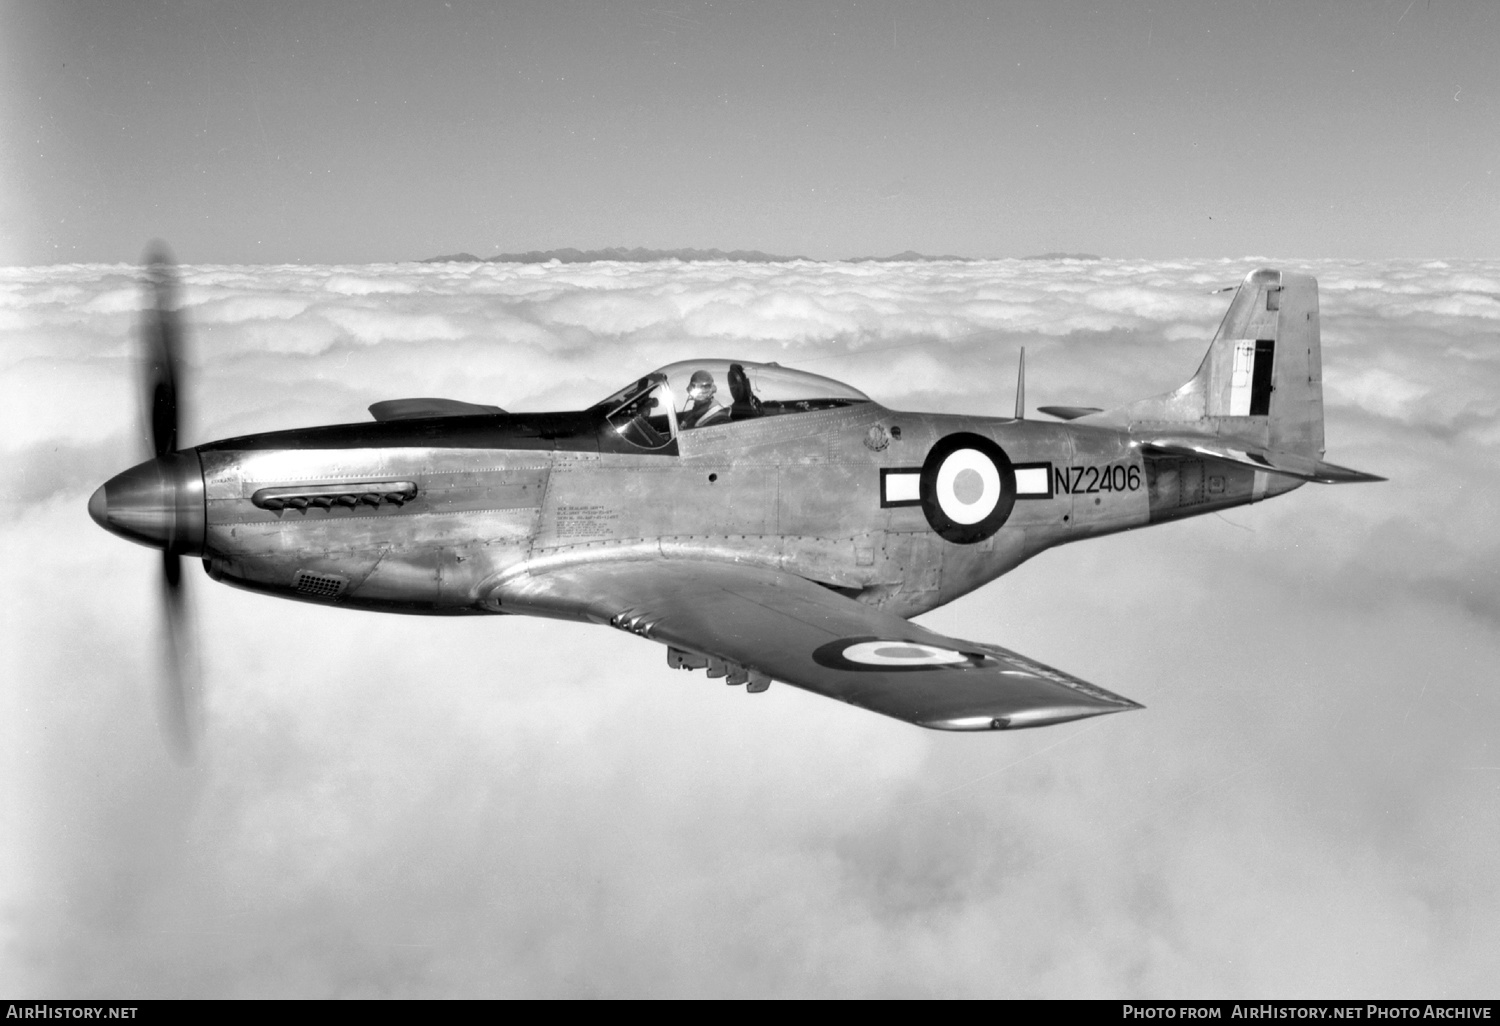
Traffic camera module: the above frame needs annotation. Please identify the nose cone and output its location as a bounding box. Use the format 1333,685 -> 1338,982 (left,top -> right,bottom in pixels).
88,483 -> 109,530
89,451 -> 206,554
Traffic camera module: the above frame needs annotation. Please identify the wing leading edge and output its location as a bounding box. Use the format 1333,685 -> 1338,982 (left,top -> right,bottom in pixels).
492,559 -> 1142,730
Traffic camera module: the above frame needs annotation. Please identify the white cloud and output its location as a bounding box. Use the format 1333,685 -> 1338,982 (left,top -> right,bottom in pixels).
3,257 -> 1499,996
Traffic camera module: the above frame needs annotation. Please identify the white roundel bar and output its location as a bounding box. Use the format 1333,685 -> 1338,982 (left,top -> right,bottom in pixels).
933,447 -> 1004,525
840,641 -> 971,667
919,432 -> 1017,544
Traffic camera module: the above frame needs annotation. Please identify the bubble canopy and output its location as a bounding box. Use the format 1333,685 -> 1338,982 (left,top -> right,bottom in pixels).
595,360 -> 868,415
592,360 -> 871,448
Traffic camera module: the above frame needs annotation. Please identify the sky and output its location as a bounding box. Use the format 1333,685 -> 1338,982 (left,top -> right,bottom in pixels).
3,0 -> 1499,265
2,255 -> 1498,997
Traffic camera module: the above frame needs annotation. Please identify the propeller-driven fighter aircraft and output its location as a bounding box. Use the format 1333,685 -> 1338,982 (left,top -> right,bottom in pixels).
90,256 -> 1383,754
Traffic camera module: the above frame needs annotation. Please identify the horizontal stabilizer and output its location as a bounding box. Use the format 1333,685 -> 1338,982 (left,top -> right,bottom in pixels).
1141,438 -> 1386,484
369,398 -> 506,421
1037,405 -> 1103,421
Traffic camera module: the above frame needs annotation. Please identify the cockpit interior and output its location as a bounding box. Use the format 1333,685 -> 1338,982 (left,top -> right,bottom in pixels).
594,360 -> 871,450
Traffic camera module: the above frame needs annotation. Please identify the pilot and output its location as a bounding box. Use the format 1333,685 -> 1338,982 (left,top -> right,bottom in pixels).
680,369 -> 728,428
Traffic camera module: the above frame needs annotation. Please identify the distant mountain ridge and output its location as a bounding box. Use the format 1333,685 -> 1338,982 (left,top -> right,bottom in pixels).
423,247 -> 994,265
424,247 -> 1104,264
424,247 -> 807,264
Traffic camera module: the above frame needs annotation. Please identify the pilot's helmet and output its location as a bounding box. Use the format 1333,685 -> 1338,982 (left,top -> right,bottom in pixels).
687,369 -> 717,402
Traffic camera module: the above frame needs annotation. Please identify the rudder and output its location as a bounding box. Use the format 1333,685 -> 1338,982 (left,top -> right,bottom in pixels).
1200,268 -> 1323,456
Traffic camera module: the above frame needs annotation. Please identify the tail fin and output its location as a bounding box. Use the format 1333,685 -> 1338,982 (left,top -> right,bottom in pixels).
1096,268 -> 1383,484
1101,268 -> 1322,453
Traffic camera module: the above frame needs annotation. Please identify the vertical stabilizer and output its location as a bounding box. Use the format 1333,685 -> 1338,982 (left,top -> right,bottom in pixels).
1096,268 -> 1325,457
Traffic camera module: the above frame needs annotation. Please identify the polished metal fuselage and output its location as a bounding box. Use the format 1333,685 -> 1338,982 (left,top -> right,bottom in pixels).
194,402 -> 1299,621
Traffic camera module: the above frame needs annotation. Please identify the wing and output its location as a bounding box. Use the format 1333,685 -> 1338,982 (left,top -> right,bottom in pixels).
368,398 -> 506,421
493,560 -> 1142,731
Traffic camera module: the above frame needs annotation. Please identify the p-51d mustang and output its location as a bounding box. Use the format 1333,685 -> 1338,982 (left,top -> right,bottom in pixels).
90,260 -> 1382,752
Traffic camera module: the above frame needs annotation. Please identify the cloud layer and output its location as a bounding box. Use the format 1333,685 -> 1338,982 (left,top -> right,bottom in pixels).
3,257 -> 1498,997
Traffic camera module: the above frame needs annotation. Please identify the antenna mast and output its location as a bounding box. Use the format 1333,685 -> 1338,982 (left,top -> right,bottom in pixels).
1014,347 -> 1026,420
